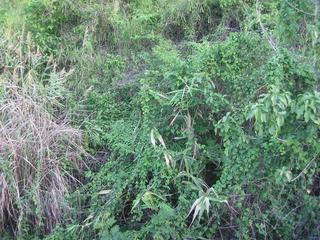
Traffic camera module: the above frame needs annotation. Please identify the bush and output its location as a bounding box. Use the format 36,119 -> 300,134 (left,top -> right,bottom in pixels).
24,0 -> 77,52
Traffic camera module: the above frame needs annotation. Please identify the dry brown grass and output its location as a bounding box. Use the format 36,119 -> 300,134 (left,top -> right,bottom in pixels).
0,34 -> 84,237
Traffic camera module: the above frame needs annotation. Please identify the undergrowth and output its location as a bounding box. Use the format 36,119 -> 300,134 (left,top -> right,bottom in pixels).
1,0 -> 320,239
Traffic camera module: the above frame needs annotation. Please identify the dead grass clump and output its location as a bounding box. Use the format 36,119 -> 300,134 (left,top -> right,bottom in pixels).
0,81 -> 82,236
0,35 -> 83,237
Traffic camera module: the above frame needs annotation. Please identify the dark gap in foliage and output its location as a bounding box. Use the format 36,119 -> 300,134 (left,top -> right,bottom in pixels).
195,3 -> 223,40
311,172 -> 320,196
203,161 -> 221,187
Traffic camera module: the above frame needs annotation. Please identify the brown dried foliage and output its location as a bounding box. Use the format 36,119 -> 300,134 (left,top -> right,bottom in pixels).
0,34 -> 83,237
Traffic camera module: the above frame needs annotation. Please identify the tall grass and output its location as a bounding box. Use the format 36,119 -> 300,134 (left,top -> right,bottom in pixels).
0,34 -> 83,237
0,0 -> 28,38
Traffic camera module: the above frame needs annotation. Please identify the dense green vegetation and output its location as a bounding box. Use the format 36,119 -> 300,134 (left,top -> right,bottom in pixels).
0,0 -> 319,239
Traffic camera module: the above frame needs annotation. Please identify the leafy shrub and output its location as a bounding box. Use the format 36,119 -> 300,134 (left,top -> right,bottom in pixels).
24,0 -> 77,52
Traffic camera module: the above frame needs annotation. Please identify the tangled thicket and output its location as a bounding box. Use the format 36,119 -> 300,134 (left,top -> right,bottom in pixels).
0,0 -> 320,239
